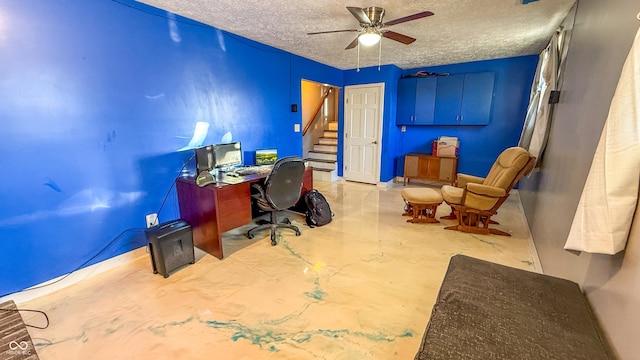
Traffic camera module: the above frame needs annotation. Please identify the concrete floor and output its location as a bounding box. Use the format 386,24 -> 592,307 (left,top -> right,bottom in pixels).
18,180 -> 539,360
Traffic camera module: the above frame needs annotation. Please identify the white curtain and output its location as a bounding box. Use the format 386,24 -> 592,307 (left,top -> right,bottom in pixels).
518,34 -> 559,163
565,27 -> 640,255
519,6 -> 575,166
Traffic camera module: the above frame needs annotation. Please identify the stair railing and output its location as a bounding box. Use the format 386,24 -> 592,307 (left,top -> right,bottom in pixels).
302,88 -> 332,136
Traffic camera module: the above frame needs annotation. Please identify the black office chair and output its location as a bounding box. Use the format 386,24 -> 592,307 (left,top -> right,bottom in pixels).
247,156 -> 305,245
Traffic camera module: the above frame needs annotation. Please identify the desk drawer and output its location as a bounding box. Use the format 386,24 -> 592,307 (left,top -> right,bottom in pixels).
217,182 -> 252,232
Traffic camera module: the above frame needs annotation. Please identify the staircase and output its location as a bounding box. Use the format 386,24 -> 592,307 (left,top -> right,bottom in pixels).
306,121 -> 338,182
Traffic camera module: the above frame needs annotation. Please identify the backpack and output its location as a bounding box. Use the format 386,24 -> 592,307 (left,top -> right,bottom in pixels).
304,190 -> 333,227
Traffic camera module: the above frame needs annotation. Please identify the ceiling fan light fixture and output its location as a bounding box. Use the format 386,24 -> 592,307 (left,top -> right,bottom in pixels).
358,30 -> 381,47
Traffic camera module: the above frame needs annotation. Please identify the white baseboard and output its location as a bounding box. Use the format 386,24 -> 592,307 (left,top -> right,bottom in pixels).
1,247 -> 148,305
512,189 -> 543,274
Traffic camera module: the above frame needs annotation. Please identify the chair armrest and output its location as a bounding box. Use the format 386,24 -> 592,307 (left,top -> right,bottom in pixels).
463,183 -> 507,211
457,174 -> 485,188
251,182 -> 266,199
466,183 -> 506,198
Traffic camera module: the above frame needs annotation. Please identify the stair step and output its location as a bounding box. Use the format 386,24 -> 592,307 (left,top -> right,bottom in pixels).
306,159 -> 336,170
308,151 -> 337,161
328,122 -> 338,131
323,130 -> 338,138
319,137 -> 338,145
313,168 -> 338,182
313,144 -> 337,153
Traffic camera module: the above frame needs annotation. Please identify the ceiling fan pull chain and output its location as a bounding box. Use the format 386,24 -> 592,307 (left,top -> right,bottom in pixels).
357,41 -> 361,72
378,39 -> 382,71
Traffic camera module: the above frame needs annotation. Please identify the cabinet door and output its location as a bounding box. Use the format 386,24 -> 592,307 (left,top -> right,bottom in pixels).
397,78 -> 417,125
460,72 -> 495,125
418,156 -> 440,179
433,75 -> 464,125
413,77 -> 437,124
404,155 -> 419,177
438,158 -> 456,182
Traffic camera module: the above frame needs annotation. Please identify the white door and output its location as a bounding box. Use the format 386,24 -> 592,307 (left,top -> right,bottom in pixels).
344,83 -> 384,184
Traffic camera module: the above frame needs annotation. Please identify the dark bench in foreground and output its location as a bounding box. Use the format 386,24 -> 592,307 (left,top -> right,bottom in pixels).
415,254 -> 613,360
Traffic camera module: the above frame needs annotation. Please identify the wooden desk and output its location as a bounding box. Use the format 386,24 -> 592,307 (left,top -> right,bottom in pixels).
176,167 -> 313,259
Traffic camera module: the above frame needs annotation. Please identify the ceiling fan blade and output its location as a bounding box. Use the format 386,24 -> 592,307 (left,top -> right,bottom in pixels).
345,36 -> 359,50
307,29 -> 359,35
383,11 -> 434,27
347,6 -> 371,24
382,31 -> 416,45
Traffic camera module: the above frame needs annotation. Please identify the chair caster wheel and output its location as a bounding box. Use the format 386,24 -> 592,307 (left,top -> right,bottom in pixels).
295,230 -> 301,236
271,233 -> 277,246
247,232 -> 254,239
283,218 -> 291,224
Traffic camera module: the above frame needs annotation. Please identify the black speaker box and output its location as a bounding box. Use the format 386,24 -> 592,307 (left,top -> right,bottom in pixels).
145,220 -> 195,278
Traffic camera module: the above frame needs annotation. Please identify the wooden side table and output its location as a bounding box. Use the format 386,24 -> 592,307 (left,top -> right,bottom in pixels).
403,153 -> 457,185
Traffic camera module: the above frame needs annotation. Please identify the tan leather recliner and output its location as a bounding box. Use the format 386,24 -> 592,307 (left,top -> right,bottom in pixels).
440,147 -> 535,236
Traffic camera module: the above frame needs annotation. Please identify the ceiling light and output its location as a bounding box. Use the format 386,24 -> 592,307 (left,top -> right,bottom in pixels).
358,29 -> 381,47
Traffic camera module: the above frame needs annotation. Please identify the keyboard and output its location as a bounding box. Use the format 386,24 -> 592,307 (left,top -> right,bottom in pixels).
235,164 -> 273,175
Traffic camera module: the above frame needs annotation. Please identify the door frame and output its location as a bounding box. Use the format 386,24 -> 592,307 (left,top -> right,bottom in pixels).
343,82 -> 385,184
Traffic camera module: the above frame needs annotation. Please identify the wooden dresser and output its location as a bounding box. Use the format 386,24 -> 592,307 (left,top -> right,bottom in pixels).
403,153 -> 458,185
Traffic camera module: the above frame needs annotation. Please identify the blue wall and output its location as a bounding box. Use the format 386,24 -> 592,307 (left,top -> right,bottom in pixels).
344,56 -> 538,181
0,0 -> 341,296
0,1 -> 538,297
344,65 -> 403,181
397,57 -> 538,177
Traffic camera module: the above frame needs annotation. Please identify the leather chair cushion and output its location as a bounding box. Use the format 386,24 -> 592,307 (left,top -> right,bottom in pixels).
484,147 -> 531,189
465,184 -> 506,210
401,188 -> 443,204
441,185 -> 464,205
457,173 -> 485,188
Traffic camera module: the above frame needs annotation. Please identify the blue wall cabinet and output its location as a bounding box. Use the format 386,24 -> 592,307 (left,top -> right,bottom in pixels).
434,72 -> 495,125
397,78 -> 417,125
396,77 -> 437,125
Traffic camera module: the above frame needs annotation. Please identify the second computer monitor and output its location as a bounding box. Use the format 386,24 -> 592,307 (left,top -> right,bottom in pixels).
195,145 -> 216,174
255,148 -> 278,165
214,142 -> 242,169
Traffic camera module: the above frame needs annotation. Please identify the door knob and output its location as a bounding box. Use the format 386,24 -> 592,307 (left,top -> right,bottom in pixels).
371,140 -> 378,144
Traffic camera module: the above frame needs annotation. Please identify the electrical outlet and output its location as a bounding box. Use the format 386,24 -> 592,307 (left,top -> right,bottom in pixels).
146,213 -> 158,228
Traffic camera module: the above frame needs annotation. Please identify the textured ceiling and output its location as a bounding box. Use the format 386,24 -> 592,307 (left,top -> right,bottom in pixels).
137,0 -> 576,70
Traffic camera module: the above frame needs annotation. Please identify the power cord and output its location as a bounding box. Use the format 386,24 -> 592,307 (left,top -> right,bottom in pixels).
0,153 -> 194,299
0,308 -> 50,329
156,153 -> 194,219
0,227 -> 145,299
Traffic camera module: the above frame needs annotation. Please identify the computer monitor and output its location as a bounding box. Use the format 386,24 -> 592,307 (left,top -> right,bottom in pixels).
194,145 -> 216,174
255,148 -> 278,165
213,142 -> 242,169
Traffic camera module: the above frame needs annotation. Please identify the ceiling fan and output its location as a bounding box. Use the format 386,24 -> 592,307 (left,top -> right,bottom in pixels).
307,6 -> 434,50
